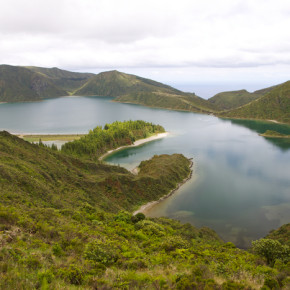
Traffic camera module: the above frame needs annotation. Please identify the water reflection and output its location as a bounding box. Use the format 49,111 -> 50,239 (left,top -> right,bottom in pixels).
224,118 -> 290,151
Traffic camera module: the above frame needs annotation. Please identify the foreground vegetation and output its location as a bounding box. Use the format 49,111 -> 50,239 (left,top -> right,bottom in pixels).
0,122 -> 289,289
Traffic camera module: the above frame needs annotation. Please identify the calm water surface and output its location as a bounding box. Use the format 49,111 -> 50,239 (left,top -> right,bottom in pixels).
1,96 -> 290,248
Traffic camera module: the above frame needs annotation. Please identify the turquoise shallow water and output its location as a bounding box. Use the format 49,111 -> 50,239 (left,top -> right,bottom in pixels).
1,96 -> 290,248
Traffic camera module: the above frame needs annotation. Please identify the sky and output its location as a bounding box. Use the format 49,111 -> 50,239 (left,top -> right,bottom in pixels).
1,0 -> 290,98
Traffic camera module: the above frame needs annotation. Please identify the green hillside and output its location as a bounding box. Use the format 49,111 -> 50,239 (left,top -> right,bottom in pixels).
0,126 -> 289,288
115,91 -> 216,113
26,66 -> 94,93
221,81 -> 290,124
208,89 -> 263,110
73,70 -> 182,97
0,65 -> 67,102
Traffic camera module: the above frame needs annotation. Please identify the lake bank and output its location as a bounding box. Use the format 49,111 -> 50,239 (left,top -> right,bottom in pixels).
133,159 -> 194,215
98,132 -> 169,161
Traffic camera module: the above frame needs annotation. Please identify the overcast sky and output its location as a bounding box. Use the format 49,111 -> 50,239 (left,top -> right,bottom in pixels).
1,0 -> 290,97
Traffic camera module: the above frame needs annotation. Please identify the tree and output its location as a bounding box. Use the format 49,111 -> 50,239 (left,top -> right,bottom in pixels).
252,238 -> 289,266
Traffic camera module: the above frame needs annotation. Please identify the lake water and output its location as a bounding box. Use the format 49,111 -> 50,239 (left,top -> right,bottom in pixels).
1,96 -> 290,248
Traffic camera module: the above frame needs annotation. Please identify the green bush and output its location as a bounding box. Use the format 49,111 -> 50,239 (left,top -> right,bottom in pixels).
252,239 -> 289,266
263,277 -> 280,289
84,239 -> 120,266
161,236 -> 190,252
131,213 -> 146,223
59,264 -> 84,285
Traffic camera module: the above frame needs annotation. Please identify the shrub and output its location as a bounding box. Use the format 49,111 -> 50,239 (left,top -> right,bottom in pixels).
161,236 -> 190,252
114,211 -> 132,223
59,264 -> 84,285
252,239 -> 289,266
135,220 -> 165,236
84,238 -> 120,266
131,213 -> 146,223
263,277 -> 279,289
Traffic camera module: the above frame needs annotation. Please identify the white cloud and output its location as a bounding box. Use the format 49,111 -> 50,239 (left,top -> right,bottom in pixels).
0,0 -> 290,86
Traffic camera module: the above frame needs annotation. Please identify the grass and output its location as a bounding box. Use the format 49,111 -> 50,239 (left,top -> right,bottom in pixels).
20,134 -> 85,142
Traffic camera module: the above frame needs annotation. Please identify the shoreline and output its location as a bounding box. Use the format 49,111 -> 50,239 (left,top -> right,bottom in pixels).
98,132 -> 169,161
133,159 -> 194,215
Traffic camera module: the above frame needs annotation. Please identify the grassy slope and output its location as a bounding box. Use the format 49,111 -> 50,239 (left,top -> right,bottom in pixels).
0,131 -> 190,212
0,131 -> 289,288
208,90 -> 263,110
74,70 -> 215,113
0,65 -> 67,102
26,66 -> 95,93
221,81 -> 290,124
0,131 -> 286,289
73,70 -> 182,97
115,91 -> 216,113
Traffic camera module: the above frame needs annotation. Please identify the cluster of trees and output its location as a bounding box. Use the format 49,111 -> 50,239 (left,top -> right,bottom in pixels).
61,120 -> 165,159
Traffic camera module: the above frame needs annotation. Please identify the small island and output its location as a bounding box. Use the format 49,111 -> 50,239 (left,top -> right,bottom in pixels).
260,130 -> 290,138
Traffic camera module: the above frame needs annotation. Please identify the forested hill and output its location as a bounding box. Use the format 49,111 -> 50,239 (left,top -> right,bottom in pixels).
0,123 -> 289,288
220,81 -> 290,124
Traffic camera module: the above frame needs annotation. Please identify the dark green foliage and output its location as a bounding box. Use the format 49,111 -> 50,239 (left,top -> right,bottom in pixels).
131,212 -> 145,223
61,120 -> 165,159
263,277 -> 280,289
266,224 -> 290,246
252,238 -> 290,266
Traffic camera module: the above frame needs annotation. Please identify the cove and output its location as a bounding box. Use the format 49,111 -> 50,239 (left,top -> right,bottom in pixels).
1,96 -> 289,248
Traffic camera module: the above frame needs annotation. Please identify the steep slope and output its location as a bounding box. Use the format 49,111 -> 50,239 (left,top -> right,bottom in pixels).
0,65 -> 67,102
26,66 -> 94,93
0,130 -> 190,212
221,81 -> 290,124
0,131 -> 288,289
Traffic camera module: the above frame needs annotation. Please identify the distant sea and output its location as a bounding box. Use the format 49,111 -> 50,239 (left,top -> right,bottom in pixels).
171,83 -> 275,99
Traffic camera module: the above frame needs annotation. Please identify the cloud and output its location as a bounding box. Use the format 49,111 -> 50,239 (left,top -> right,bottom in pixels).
0,0 -> 290,83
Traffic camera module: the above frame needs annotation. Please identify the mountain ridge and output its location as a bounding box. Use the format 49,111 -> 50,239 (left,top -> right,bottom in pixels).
0,64 -> 289,123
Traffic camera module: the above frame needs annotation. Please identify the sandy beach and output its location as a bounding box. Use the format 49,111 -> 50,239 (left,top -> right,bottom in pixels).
133,159 -> 193,215
98,132 -> 169,161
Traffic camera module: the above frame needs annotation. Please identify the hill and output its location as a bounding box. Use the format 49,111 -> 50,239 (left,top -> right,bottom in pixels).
208,85 -> 277,111
221,81 -> 290,124
73,70 -> 182,97
208,89 -> 264,110
0,65 -> 67,102
26,66 -> 94,93
114,91 -> 216,113
0,127 -> 289,288
74,70 -> 215,113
